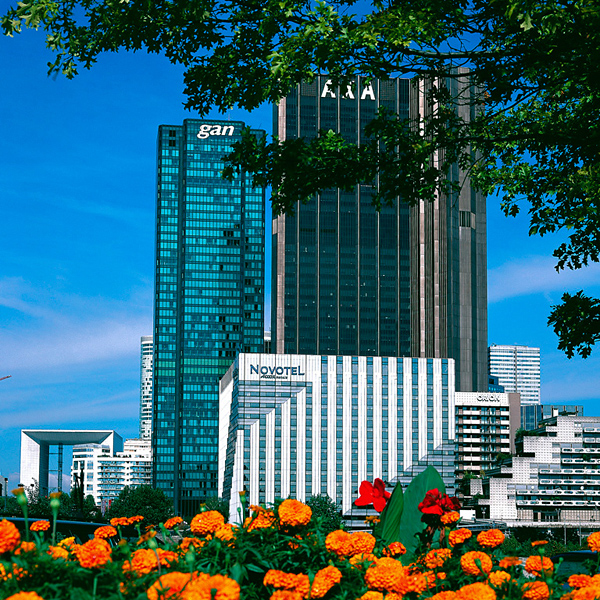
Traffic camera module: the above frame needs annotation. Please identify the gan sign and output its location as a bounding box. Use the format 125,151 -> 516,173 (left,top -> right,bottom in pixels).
197,124 -> 235,140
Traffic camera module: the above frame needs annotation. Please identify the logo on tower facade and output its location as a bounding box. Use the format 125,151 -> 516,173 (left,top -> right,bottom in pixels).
197,124 -> 235,139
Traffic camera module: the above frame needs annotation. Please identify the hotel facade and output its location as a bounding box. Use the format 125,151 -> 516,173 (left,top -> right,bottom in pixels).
219,353 -> 456,518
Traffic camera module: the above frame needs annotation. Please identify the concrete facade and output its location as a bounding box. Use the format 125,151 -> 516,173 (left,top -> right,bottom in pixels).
140,336 -> 153,441
480,416 -> 600,525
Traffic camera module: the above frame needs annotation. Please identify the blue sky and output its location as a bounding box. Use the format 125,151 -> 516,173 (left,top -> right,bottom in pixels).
2,24 -> 600,492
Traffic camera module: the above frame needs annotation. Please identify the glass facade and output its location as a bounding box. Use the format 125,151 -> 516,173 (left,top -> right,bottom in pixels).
273,76 -> 488,392
153,120 -> 265,515
273,77 -> 411,359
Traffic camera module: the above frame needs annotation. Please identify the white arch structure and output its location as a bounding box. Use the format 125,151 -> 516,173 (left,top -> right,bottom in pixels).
20,430 -> 123,495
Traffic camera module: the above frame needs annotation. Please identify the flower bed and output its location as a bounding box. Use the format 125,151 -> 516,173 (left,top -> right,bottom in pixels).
1,484 -> 599,600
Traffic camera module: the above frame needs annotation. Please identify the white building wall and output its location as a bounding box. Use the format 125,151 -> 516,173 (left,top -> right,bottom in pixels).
220,354 -> 456,519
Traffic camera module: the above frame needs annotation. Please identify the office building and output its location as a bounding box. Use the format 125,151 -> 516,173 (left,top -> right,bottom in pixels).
153,120 -> 265,514
140,335 -> 153,441
219,353 -> 456,518
72,439 -> 152,510
488,345 -> 540,429
480,416 -> 600,525
272,76 -> 488,392
455,391 -> 520,477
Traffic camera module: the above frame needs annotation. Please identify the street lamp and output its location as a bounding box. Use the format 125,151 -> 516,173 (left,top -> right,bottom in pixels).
4,477 -> 7,510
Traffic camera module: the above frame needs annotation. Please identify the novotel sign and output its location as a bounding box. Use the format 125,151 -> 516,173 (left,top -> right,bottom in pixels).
197,124 -> 235,139
249,364 -> 306,379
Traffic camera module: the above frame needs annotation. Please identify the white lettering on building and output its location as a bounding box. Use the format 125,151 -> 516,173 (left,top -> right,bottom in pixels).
197,124 -> 235,140
320,80 -> 374,100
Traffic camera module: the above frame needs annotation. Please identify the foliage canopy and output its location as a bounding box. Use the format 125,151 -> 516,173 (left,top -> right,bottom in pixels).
3,0 -> 600,355
105,485 -> 175,526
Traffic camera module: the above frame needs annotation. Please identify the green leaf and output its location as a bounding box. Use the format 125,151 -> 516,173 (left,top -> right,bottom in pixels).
397,466 -> 445,559
374,482 -> 404,544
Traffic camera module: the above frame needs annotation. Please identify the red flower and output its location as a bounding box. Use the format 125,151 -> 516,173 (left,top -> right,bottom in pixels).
418,489 -> 460,521
354,479 -> 391,513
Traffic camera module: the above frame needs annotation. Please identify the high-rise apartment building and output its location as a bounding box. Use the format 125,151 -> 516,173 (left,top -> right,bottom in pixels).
488,345 -> 540,428
272,76 -> 487,392
72,439 -> 152,511
140,335 -> 153,441
153,120 -> 265,515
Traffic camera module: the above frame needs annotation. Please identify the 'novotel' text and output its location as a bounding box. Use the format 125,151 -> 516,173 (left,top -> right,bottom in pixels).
250,365 -> 306,376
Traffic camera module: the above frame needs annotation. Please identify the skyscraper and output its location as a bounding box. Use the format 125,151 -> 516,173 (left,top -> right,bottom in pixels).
272,76 -> 488,391
139,335 -> 153,441
488,344 -> 540,428
153,120 -> 265,514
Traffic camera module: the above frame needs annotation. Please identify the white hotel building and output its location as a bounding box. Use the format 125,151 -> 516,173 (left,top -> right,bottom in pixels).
219,354 -> 456,518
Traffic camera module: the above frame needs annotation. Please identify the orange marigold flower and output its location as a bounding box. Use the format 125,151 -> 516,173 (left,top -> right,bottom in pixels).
75,538 -> 112,569
383,542 -> 407,557
488,570 -> 511,587
449,528 -> 473,547
325,529 -> 353,557
532,540 -> 549,547
48,545 -> 70,560
245,508 -> 276,531
128,515 -> 144,524
524,556 -> 553,577
365,557 -> 407,593
270,592 -> 304,600
14,541 -> 36,555
499,557 -> 522,569
349,553 -> 378,568
58,536 -> 76,549
186,573 -> 241,600
191,511 -> 225,536
0,519 -> 21,553
568,575 -> 593,589
457,582 -> 496,600
431,592 -> 458,600
30,520 -> 50,532
215,523 -> 237,542
477,529 -> 505,549
523,581 -> 550,600
424,548 -> 452,569
123,548 -> 178,574
94,525 -> 118,540
5,593 -> 45,600
278,499 -> 312,528
147,571 -> 198,600
588,532 -> 600,552
441,511 -> 461,525
264,569 -> 309,595
572,587 -> 600,600
179,537 -> 206,554
422,570 -> 446,589
164,516 -> 184,529
110,517 -> 130,527
350,532 -> 377,556
137,530 -> 157,545
461,551 -> 493,576
310,566 -> 342,598
357,592 -> 384,600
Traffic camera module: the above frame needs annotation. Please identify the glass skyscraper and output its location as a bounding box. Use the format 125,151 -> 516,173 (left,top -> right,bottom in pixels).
153,119 -> 265,515
272,76 -> 488,392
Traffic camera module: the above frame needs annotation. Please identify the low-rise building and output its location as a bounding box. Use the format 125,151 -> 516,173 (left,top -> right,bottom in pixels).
71,439 -> 152,511
479,415 -> 600,525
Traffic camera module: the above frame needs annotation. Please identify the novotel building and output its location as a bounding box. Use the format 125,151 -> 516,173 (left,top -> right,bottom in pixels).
219,353 -> 456,518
